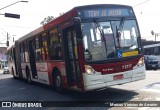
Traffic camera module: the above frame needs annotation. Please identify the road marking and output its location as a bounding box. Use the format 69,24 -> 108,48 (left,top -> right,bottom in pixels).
155,98 -> 160,101
141,83 -> 160,93
141,88 -> 160,93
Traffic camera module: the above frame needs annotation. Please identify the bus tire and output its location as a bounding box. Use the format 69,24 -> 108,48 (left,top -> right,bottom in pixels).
26,68 -> 32,84
54,71 -> 63,92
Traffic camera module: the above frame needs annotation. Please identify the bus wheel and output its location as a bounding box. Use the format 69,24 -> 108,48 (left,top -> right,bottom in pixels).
54,71 -> 63,92
26,68 -> 32,84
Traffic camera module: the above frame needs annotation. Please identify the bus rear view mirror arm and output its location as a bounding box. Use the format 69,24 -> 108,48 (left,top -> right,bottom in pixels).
72,17 -> 81,23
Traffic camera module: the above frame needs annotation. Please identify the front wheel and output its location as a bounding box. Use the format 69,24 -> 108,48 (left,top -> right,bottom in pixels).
54,71 -> 63,92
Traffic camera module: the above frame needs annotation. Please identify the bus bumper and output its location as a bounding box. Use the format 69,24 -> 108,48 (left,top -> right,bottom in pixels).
83,65 -> 146,91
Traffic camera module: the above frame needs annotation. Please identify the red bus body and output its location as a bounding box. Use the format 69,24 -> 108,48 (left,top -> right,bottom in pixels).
8,4 -> 146,92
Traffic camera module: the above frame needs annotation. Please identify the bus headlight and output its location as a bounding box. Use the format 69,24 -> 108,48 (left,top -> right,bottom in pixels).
137,57 -> 144,66
133,57 -> 145,69
85,65 -> 93,74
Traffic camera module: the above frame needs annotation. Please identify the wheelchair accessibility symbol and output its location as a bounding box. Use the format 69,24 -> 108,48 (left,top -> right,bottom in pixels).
117,50 -> 122,58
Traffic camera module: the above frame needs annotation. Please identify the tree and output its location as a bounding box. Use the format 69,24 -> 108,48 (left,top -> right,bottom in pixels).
40,16 -> 54,25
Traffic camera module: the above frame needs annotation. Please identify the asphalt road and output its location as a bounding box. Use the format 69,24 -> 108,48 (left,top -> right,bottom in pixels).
0,69 -> 160,110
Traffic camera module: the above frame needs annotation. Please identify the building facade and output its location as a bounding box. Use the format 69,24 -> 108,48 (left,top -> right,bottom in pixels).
0,47 -> 7,68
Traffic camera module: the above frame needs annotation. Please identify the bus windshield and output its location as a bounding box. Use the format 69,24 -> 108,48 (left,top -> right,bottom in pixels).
82,19 -> 141,62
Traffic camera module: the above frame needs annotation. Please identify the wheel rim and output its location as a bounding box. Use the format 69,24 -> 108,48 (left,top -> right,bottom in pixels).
56,75 -> 61,87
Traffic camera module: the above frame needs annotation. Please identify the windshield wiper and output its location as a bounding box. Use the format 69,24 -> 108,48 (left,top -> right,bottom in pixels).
122,42 -> 136,49
116,17 -> 125,48
119,17 -> 125,32
93,19 -> 107,53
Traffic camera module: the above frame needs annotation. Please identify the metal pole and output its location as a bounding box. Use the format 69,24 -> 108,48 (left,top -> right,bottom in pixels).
0,1 -> 28,11
0,1 -> 19,10
7,33 -> 8,41
6,33 -> 9,46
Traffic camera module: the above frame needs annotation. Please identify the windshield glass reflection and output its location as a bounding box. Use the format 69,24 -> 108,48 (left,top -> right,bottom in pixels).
82,20 -> 141,62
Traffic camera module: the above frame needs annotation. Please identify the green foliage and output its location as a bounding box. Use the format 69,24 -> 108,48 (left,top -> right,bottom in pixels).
40,16 -> 54,25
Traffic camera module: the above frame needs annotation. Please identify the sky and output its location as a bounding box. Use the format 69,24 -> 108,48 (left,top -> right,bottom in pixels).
0,0 -> 160,47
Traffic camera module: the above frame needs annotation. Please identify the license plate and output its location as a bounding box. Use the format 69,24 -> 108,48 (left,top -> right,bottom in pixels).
113,74 -> 124,80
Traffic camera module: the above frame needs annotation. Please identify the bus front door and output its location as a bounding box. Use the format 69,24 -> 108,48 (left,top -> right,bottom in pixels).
63,27 -> 81,88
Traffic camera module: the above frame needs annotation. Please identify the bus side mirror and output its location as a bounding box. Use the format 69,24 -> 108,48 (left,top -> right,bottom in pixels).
72,17 -> 81,23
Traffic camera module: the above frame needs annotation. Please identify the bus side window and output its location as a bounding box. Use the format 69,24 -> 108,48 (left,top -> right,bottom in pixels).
35,36 -> 42,62
49,28 -> 63,60
55,43 -> 63,60
42,33 -> 48,61
20,42 -> 26,62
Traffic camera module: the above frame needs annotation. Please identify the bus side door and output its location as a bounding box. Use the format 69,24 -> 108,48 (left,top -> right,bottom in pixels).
63,26 -> 81,88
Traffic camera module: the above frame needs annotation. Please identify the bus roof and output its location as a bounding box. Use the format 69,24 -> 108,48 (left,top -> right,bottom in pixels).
75,4 -> 132,9
18,4 -> 134,42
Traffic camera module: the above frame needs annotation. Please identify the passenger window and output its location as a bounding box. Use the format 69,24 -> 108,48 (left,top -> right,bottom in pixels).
35,36 -> 42,61
42,33 -> 48,61
49,28 -> 63,60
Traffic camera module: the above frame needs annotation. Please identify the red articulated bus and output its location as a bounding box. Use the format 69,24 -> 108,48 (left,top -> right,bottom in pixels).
7,4 -> 146,92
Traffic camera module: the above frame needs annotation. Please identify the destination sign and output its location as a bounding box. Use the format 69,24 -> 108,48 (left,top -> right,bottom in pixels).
80,8 -> 133,18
